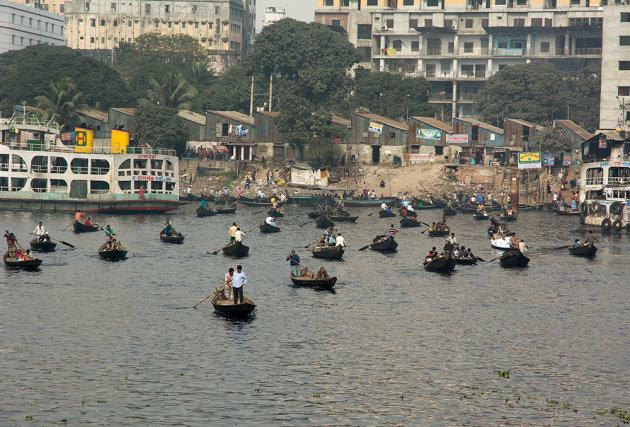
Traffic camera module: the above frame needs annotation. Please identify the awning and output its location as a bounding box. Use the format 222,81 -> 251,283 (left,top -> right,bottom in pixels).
216,146 -> 229,152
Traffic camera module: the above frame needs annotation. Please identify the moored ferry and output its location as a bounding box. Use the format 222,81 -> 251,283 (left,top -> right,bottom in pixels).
0,116 -> 181,213
578,131 -> 630,232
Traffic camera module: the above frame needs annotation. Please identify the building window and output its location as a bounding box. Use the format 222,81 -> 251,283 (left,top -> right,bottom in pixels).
622,13 -> 630,23
392,40 -> 402,50
84,1 -> 89,10
427,0 -> 439,5
215,6 -> 220,14
90,37 -> 95,43
448,42 -> 454,53
404,0 -> 414,4
465,19 -> 473,28
195,22 -> 198,28
101,37 -> 104,43
367,0 -> 378,4
325,0 -> 333,5
29,18 -> 33,27
570,0 -> 580,4
425,19 -> 432,27
113,20 -> 118,26
155,21 -> 159,28
516,0 -> 526,4
495,0 -> 506,4
411,41 -> 419,51
618,87 -> 630,96
409,19 -> 418,28
514,18 -> 525,27
540,41 -> 550,52
128,20 -> 132,27
192,5 -> 197,13
331,19 -> 341,27
145,4 -> 151,13
111,2 -> 116,11
620,61 -> 630,70
60,4 -> 64,12
165,5 -> 170,13
620,36 -> 630,46
445,19 -> 453,28
182,22 -> 186,28
91,18 -> 95,27
12,35 -> 16,44
386,19 -> 394,28
101,19 -> 105,26
464,42 -> 473,52
357,24 -> 372,39
531,18 -> 542,26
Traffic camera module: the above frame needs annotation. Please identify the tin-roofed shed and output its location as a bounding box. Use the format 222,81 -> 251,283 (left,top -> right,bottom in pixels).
351,113 -> 409,165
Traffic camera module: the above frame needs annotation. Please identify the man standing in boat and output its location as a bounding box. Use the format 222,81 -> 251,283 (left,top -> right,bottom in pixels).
33,221 -> 46,242
287,250 -> 301,277
232,265 -> 247,304
4,230 -> 18,258
103,225 -> 116,249
223,267 -> 234,300
75,210 -> 85,224
234,227 -> 245,243
229,223 -> 238,242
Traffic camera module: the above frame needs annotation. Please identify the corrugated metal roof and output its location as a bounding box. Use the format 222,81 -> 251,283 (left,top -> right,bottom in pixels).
110,108 -> 136,116
332,115 -> 351,128
411,116 -> 453,133
556,120 -> 593,141
257,111 -> 280,118
208,110 -> 255,125
79,107 -> 108,122
591,130 -> 628,142
505,118 -> 537,128
354,113 -> 409,131
178,110 -> 206,126
455,117 -> 504,134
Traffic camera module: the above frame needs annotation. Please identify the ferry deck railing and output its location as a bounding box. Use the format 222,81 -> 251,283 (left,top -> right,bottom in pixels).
1,142 -> 176,157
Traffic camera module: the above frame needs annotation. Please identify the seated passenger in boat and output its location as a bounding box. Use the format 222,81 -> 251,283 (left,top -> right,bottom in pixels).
572,239 -> 581,248
163,220 -> 174,237
85,217 -> 94,227
316,267 -> 329,280
424,247 -> 437,263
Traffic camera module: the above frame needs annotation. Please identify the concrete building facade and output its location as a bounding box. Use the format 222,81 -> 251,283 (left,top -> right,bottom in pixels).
0,0 -> 64,53
600,6 -> 630,130
261,6 -> 285,29
315,0 -> 603,122
63,0 -> 254,69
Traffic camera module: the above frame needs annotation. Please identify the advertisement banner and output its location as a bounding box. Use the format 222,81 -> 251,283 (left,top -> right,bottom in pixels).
74,127 -> 94,153
518,152 -> 541,169
563,153 -> 571,167
417,128 -> 442,140
446,134 -> 469,144
406,153 -> 436,164
543,152 -> 554,166
368,122 -> 383,135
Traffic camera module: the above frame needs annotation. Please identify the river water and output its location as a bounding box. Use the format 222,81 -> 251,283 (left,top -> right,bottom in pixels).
1,204 -> 629,425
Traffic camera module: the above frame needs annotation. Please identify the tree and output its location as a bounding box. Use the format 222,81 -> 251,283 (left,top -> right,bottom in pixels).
275,95 -> 317,159
146,73 -> 196,110
0,45 -> 131,115
134,102 -> 188,154
476,61 -> 567,126
305,113 -> 348,165
186,61 -> 216,91
531,122 -> 574,155
565,63 -> 601,132
35,77 -> 85,131
246,19 -> 361,106
350,68 -> 432,120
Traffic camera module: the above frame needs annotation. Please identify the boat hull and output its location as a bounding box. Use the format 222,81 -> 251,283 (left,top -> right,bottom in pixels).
222,241 -> 250,257
98,243 -> 128,260
73,221 -> 100,232
499,250 -> 530,267
290,275 -> 337,288
211,296 -> 256,317
3,252 -> 42,269
400,217 -> 421,227
370,237 -> 398,252
29,239 -> 57,252
159,232 -> 185,244
0,197 -> 182,213
569,243 -> 597,257
335,198 -> 396,208
427,226 -> 450,237
379,210 -> 396,218
260,223 -> 281,233
423,255 -> 456,271
316,217 -> 335,228
196,207 -> 217,217
310,245 -> 344,259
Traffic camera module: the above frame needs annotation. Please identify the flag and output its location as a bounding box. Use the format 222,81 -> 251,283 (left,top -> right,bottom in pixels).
61,132 -> 71,141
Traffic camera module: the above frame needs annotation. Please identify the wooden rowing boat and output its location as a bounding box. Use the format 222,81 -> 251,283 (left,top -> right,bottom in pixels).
290,274 -> 337,289
310,245 -> 344,259
196,207 -> 217,217
329,214 -> 358,223
379,209 -> 396,218
427,226 -> 450,237
241,200 -> 284,208
490,237 -> 513,251
3,251 -> 42,269
473,212 -> 489,220
400,217 -> 421,227
423,254 -> 456,271
73,221 -> 100,233
316,216 -> 335,228
400,209 -> 418,217
454,256 -> 480,265
222,241 -> 250,257
211,295 -> 256,317
569,242 -> 597,257
97,242 -> 128,260
307,210 -> 324,218
215,205 -> 237,214
334,198 -> 395,207
370,236 -> 398,252
29,238 -> 57,252
443,206 -> 458,216
159,231 -> 185,244
260,222 -> 281,233
500,213 -> 517,221
499,249 -> 529,268
268,208 -> 284,217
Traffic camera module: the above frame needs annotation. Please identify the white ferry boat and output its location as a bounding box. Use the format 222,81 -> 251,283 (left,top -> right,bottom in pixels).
578,131 -> 630,232
0,116 -> 181,213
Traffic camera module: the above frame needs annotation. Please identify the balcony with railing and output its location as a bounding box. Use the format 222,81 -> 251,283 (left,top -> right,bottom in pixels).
574,47 -> 602,56
493,47 -> 525,57
428,92 -> 452,102
459,70 -> 486,79
458,47 -> 490,56
425,48 -> 443,56
585,177 -> 603,185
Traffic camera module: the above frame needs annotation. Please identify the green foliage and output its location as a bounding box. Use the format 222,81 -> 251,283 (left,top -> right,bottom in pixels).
351,67 -> 432,120
477,62 -> 567,126
201,66 -> 261,113
146,73 -> 196,110
246,19 -> 361,106
134,102 -> 188,154
304,113 -> 348,164
0,45 -> 131,115
120,33 -> 209,65
566,63 -> 601,132
35,77 -> 85,131
531,122 -> 574,155
275,94 -> 314,159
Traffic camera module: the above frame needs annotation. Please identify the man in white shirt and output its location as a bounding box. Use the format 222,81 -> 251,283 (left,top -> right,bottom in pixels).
335,233 -> 346,247
518,240 -> 528,253
229,223 -> 238,241
33,222 -> 45,242
232,265 -> 247,304
234,227 -> 245,242
265,216 -> 275,227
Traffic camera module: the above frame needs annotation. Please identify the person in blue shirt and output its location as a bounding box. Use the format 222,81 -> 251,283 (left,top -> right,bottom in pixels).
103,225 -> 115,249
287,250 -> 301,277
477,194 -> 483,204
200,199 -> 206,209
572,239 -> 581,248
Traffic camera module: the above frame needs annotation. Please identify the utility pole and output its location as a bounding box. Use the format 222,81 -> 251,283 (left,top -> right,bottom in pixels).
268,74 -> 273,112
249,75 -> 254,116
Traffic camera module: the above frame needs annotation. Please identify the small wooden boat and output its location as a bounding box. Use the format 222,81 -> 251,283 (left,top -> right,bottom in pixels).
554,209 -> 581,216
443,206 -> 458,216
215,205 -> 237,214
427,226 -> 450,237
454,256 -> 480,265
459,204 -> 479,213
569,242 -> 597,257
268,208 -> 284,217
473,212 -> 489,220
97,242 -> 128,260
423,254 -> 456,271
3,252 -> 42,269
241,200 -> 284,208
379,209 -> 396,218
500,213 -> 517,221
196,207 -> 217,217
307,210 -> 324,218
400,209 -> 418,217
211,295 -> 256,317
260,222 -> 281,233
490,237 -> 513,251
499,249 -> 530,268
29,238 -> 57,252
290,274 -> 337,289
210,196 -> 238,205
310,245 -> 344,259
329,214 -> 358,223
370,236 -> 398,252
335,198 -> 395,208
73,221 -> 100,233
222,241 -> 250,257
316,216 -> 335,228
159,231 -> 185,244
400,217 -> 421,227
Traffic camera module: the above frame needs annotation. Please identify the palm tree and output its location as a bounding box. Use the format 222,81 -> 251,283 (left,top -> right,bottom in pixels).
186,61 -> 215,90
146,73 -> 197,110
35,77 -> 84,131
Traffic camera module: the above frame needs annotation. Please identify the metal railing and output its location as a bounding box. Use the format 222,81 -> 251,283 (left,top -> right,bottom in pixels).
0,118 -> 60,130
0,163 -> 8,171
607,176 -> 629,184
458,47 -> 490,55
426,48 -> 442,55
585,177 -> 603,185
31,165 -> 48,173
1,142 -> 176,156
50,166 -> 67,173
493,47 -> 524,56
574,48 -> 602,55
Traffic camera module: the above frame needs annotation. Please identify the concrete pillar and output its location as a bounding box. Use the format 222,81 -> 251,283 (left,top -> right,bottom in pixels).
511,176 -> 520,213
452,80 -> 458,120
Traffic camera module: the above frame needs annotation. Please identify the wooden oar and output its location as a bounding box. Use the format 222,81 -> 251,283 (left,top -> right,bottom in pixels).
304,237 -> 322,248
367,210 -> 379,217
358,237 -> 386,251
30,232 -> 75,248
62,222 -> 74,231
287,258 -> 315,276
193,283 -> 229,308
210,241 -> 233,255
246,223 -> 262,233
420,226 -> 432,234
101,228 -> 136,256
553,245 -> 570,250
299,218 -> 315,227
487,254 -> 503,263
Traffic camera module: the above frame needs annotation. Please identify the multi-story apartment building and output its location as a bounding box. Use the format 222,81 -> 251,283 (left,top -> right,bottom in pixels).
0,0 -> 65,53
9,0 -> 66,15
315,0 -> 603,122
600,6 -> 630,130
262,6 -> 286,29
63,0 -> 254,69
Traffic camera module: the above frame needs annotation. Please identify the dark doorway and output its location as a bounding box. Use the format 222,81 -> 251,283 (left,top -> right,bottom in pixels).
372,145 -> 381,164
